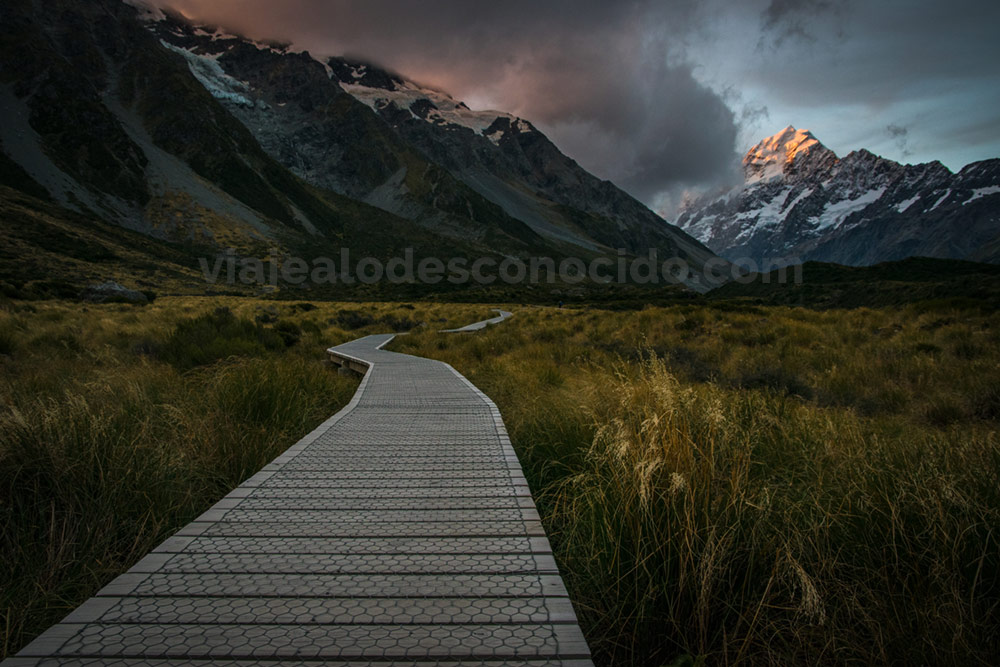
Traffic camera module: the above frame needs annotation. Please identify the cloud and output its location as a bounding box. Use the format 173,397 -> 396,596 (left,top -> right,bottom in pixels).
148,0 -> 1000,204
886,124 -> 912,158
156,0 -> 743,207
759,0 -> 848,46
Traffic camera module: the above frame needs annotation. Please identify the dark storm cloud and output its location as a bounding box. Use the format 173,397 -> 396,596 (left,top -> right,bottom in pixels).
759,0 -> 847,45
158,0 -> 741,204
751,0 -> 1000,107
149,0 -> 1000,209
736,0 -> 1000,171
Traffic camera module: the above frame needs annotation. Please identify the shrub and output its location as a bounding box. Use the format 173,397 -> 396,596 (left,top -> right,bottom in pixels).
332,309 -> 376,330
161,307 -> 286,370
379,315 -> 418,331
922,398 -> 966,427
0,325 -> 15,356
273,321 -> 302,347
739,365 -> 812,399
299,320 -> 323,337
953,339 -> 984,360
331,310 -> 418,332
29,331 -> 83,356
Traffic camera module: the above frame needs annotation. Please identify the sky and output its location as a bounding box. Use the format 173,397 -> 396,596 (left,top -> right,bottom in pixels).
154,0 -> 1000,218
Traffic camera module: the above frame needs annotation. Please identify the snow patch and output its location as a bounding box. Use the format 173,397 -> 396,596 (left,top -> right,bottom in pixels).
192,27 -> 242,41
160,41 -> 254,107
341,79 -> 524,137
682,214 -> 718,243
249,40 -> 289,54
729,187 -> 794,243
782,188 -> 812,218
895,195 -> 920,213
929,189 -> 951,211
123,0 -> 164,22
963,185 -> 1000,205
812,187 -> 886,230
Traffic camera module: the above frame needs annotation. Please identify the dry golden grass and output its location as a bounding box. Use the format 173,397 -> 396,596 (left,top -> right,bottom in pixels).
0,296 -> 492,658
2,297 -> 998,664
391,303 -> 1000,665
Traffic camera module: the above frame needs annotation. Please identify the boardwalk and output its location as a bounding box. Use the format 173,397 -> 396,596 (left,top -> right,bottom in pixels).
5,314 -> 592,666
440,309 -> 512,333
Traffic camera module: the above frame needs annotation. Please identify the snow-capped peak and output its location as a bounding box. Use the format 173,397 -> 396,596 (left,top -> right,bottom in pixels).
123,0 -> 165,22
331,60 -> 533,140
744,125 -> 829,185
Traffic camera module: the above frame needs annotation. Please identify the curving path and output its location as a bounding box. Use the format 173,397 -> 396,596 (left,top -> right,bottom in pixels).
4,312 -> 592,666
440,309 -> 512,333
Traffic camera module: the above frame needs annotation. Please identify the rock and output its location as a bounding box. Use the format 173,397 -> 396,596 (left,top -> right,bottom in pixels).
80,281 -> 148,304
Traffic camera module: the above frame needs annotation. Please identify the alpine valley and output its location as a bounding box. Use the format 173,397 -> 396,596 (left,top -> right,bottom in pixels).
0,0 -> 718,298
676,126 -> 1000,267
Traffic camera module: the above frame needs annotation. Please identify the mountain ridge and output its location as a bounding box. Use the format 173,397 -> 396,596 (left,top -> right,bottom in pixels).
0,0 -> 723,297
145,10 -> 718,275
676,126 -> 1000,267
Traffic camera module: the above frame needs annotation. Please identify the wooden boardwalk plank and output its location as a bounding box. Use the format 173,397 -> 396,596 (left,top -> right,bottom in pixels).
3,313 -> 592,666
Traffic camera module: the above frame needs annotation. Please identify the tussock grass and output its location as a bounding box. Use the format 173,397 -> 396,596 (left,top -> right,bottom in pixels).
392,303 -> 1000,665
0,297 -> 492,658
5,296 -> 998,664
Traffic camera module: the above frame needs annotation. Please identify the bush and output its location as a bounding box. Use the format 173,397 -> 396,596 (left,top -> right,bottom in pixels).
332,309 -> 376,330
331,310 -> 418,332
273,321 -> 302,347
923,398 -> 966,427
0,325 -> 15,356
29,331 -> 83,356
915,342 -> 942,354
162,307 -> 286,370
739,365 -> 812,399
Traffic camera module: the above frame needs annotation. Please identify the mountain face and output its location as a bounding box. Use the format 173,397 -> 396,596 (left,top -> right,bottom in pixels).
146,11 -> 716,276
676,126 -> 1000,267
0,0 -> 720,294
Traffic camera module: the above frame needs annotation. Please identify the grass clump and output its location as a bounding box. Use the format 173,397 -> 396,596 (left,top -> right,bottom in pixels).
550,356 -> 998,664
0,322 -> 16,356
161,307 -> 286,369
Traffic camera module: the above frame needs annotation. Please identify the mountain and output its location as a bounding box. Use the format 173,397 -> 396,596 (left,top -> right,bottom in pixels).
145,10 -> 717,275
0,0 -> 720,297
676,125 -> 1000,267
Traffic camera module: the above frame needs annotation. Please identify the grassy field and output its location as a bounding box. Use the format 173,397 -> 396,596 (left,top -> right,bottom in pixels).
389,302 -> 1000,666
0,296 -> 489,658
2,295 -> 999,665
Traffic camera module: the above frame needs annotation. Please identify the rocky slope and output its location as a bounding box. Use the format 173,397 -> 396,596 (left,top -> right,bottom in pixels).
0,0 -> 721,294
676,126 -> 1000,266
0,0 -> 545,264
143,9 -> 718,282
